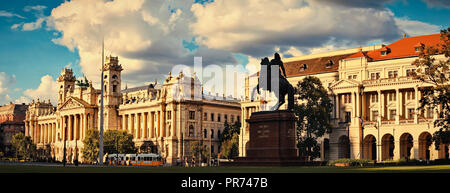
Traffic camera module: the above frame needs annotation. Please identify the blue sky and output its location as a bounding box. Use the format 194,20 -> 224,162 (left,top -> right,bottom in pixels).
0,0 -> 449,105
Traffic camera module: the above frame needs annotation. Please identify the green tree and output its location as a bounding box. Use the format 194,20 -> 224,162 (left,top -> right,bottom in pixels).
103,130 -> 136,154
294,76 -> 333,160
219,121 -> 241,142
412,28 -> 450,153
189,141 -> 210,165
10,132 -> 36,160
220,133 -> 239,159
82,129 -> 99,163
218,121 -> 241,159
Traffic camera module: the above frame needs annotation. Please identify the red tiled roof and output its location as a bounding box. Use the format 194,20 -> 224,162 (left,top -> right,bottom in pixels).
284,53 -> 354,77
346,51 -> 368,60
364,34 -> 442,61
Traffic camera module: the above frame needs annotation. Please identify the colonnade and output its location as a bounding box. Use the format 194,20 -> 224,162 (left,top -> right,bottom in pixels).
25,121 -> 56,144
120,109 -> 177,140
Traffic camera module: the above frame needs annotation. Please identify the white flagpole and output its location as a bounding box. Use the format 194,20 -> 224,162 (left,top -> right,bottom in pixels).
99,37 -> 104,165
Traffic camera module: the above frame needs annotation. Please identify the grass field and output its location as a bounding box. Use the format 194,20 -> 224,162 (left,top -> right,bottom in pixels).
1,164 -> 450,173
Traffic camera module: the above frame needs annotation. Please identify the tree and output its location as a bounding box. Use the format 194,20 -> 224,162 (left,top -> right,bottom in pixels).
218,121 -> 241,159
82,129 -> 99,164
103,130 -> 136,154
412,28 -> 450,153
10,132 -> 36,160
189,141 -> 209,165
220,133 -> 239,159
294,76 -> 333,160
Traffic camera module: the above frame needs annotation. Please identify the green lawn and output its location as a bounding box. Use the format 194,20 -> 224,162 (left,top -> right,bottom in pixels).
1,164 -> 450,173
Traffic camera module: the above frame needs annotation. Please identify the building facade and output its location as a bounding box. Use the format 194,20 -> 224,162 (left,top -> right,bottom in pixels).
24,56 -> 241,165
240,33 -> 449,161
0,103 -> 28,155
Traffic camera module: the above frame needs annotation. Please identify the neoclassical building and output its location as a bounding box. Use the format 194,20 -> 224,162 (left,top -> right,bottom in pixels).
24,56 -> 241,165
240,33 -> 449,161
0,103 -> 28,154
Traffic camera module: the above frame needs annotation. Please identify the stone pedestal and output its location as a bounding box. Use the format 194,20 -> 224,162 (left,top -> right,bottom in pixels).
223,110 -> 306,166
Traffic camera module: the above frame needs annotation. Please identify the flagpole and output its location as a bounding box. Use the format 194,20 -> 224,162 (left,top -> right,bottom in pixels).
99,37 -> 104,165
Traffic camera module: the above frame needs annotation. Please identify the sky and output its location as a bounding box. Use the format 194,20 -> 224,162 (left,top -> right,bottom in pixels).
0,0 -> 449,105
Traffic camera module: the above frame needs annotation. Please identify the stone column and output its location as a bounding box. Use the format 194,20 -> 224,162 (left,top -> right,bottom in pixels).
395,89 -> 400,124
69,115 -> 73,141
76,114 -> 80,140
356,91 -> 361,118
393,134 -> 401,160
40,124 -> 44,144
160,110 -> 166,137
150,112 -> 155,138
172,108 -> 176,137
137,113 -> 141,139
157,111 -> 161,137
144,113 -> 148,139
52,123 -> 56,143
335,94 -> 340,120
131,114 -> 135,138
361,93 -> 366,120
378,90 -> 383,120
414,87 -> 419,124
25,121 -> 29,137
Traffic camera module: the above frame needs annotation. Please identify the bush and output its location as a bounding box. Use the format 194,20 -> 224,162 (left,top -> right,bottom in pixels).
327,159 -> 373,166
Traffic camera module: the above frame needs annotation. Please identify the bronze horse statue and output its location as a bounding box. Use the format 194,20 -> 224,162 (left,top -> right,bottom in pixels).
251,53 -> 294,111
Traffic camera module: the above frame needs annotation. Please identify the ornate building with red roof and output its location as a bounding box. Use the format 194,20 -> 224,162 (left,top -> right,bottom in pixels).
240,33 -> 449,161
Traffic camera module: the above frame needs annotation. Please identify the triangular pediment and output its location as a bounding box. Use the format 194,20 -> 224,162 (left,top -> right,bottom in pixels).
59,97 -> 90,111
330,79 -> 360,89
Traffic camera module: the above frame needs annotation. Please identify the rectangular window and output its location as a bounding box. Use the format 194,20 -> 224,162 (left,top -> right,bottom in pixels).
224,114 -> 228,122
390,110 -> 396,120
408,108 -> 414,119
348,75 -> 352,79
189,111 -> 195,120
427,107 -> 433,118
218,114 -> 221,122
352,75 -> 357,79
211,113 -> 215,122
204,112 -> 207,121
211,129 -> 214,138
345,112 -> 351,123
372,110 -> 379,121
231,115 -> 235,123
167,111 -> 172,120
371,73 -> 375,80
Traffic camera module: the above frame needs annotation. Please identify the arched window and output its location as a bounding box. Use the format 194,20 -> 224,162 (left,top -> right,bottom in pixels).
204,129 -> 207,138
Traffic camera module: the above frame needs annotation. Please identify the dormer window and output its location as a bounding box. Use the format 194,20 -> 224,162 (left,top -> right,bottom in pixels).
414,43 -> 424,53
326,60 -> 333,68
299,64 -> 307,72
380,46 -> 390,56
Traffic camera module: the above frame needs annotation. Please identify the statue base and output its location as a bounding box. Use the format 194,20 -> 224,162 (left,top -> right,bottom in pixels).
222,110 -> 306,166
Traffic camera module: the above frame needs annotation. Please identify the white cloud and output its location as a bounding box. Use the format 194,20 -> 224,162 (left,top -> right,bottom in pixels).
190,0 -> 403,57
24,5 -> 47,12
23,75 -> 58,105
394,18 -> 442,37
45,0 -> 236,88
0,10 -> 25,19
0,72 -> 17,105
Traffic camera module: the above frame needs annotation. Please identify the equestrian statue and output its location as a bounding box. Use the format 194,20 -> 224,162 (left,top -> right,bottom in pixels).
251,53 -> 294,111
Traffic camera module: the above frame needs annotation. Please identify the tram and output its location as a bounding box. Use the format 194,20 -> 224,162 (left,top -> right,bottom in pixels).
107,153 -> 163,166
